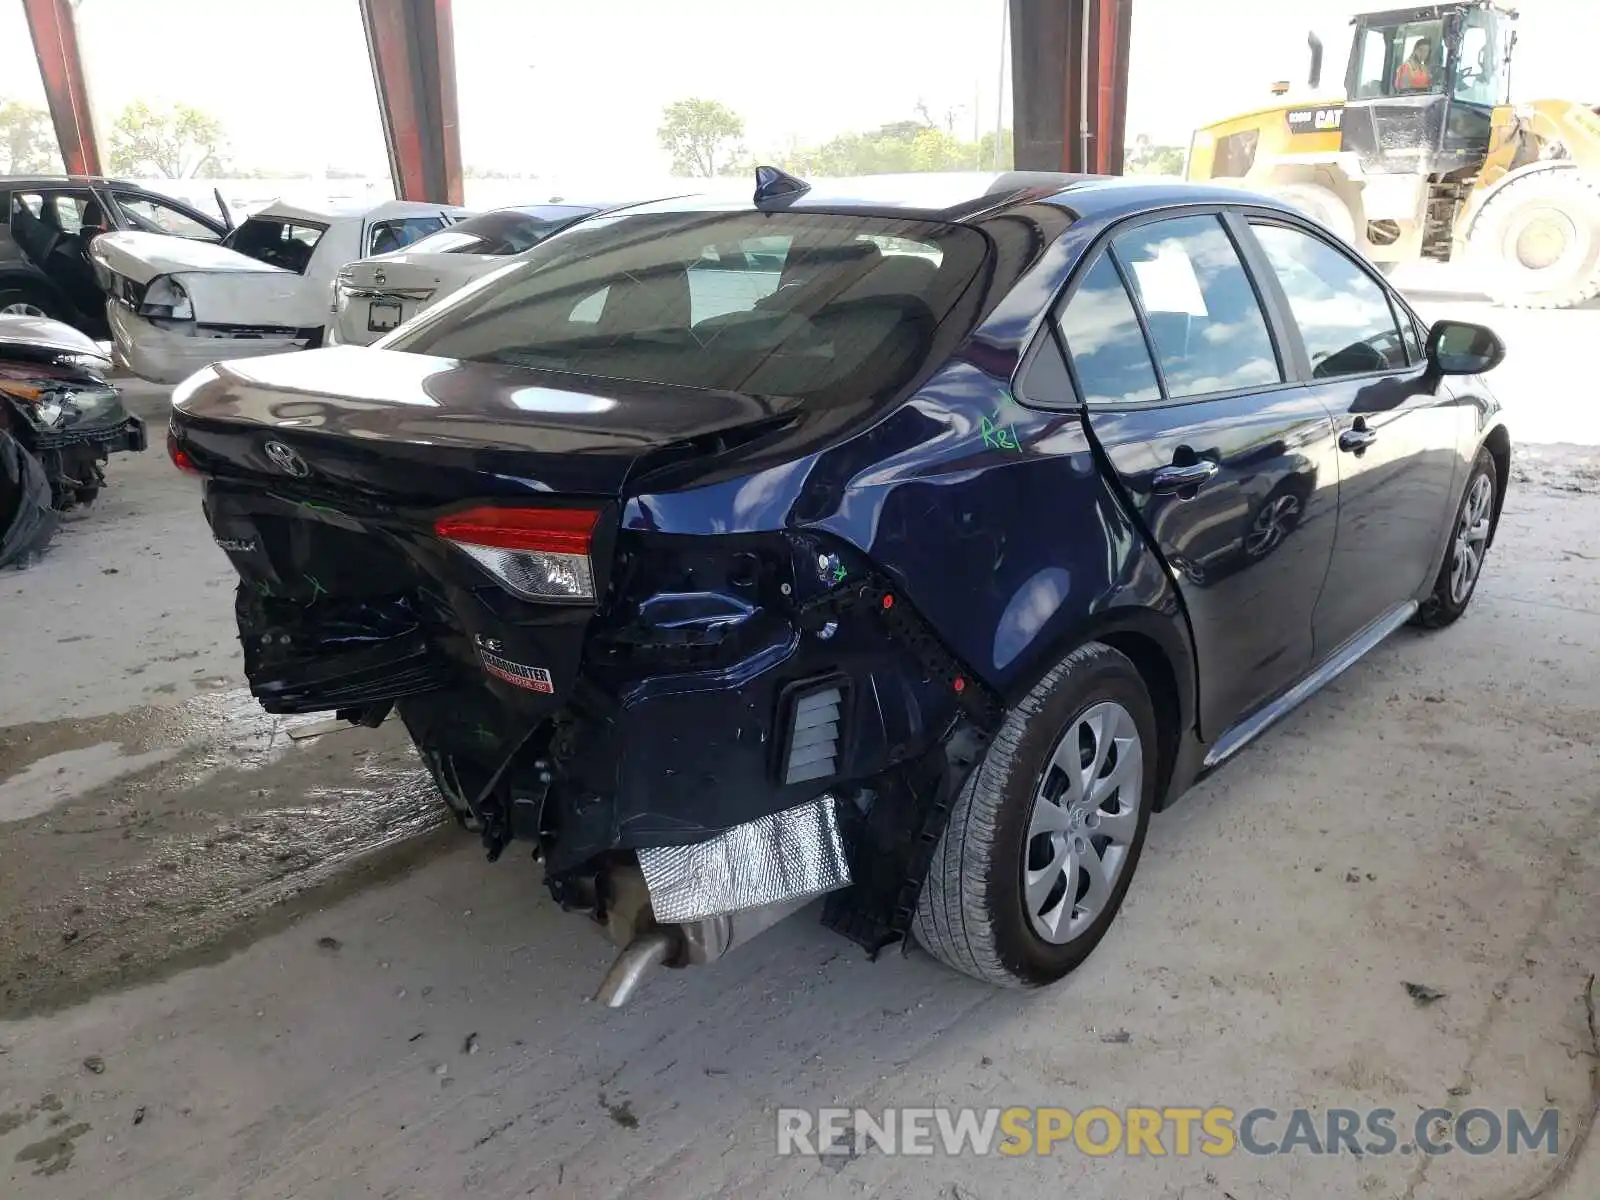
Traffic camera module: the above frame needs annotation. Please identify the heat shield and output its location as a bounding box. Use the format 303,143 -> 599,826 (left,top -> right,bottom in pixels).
637,794 -> 852,923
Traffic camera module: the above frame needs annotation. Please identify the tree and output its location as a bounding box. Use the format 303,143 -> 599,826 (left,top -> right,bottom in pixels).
0,100 -> 61,174
108,101 -> 227,178
657,99 -> 744,177
1125,134 -> 1186,177
778,115 -> 1012,177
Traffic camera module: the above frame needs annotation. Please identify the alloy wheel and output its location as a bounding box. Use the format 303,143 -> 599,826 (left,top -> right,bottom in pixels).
1450,473 -> 1493,605
1022,700 -> 1143,944
0,301 -> 48,317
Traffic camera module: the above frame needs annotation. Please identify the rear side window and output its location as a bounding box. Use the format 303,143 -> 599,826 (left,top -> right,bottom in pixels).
226,218 -> 327,273
388,211 -> 987,404
368,215 -> 448,256
1252,222 -> 1408,377
114,193 -> 216,240
1112,215 -> 1282,398
1056,254 -> 1161,405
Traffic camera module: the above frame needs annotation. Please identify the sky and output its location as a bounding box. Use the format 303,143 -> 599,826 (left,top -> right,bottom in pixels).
0,0 -> 1595,190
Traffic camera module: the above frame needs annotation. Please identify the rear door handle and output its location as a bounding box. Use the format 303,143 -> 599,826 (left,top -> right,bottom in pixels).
1339,427 -> 1378,453
1150,460 -> 1220,494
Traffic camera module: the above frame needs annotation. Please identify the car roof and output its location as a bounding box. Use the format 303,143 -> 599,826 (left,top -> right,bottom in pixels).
248,198 -> 470,226
0,175 -> 141,189
613,171 -> 1294,225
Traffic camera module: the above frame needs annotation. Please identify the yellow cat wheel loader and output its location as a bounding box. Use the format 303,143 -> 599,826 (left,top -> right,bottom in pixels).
1187,1 -> 1600,308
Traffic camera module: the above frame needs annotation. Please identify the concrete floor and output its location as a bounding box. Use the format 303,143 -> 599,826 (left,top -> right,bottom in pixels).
1,279 -> 1597,1199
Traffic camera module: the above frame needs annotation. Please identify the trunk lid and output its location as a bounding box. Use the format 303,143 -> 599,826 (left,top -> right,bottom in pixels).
180,348 -> 797,718
91,231 -> 291,285
172,345 -> 797,500
334,256 -> 496,344
0,313 -> 109,365
342,253 -> 498,291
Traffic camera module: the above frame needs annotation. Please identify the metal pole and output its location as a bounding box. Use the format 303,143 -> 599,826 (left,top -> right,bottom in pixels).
1079,0 -> 1093,171
995,0 -> 1008,168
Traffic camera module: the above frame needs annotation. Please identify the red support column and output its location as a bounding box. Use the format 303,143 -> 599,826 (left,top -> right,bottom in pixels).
360,0 -> 464,205
1091,0 -> 1132,175
1010,0 -> 1131,174
21,0 -> 101,177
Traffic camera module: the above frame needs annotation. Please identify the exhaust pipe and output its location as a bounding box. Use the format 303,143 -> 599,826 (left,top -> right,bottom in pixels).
591,894 -> 815,1008
592,796 -> 852,1006
593,930 -> 674,1008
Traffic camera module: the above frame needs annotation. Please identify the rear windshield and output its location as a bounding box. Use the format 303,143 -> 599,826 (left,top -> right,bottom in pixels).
406,206 -> 597,256
224,217 -> 326,273
386,211 -> 987,402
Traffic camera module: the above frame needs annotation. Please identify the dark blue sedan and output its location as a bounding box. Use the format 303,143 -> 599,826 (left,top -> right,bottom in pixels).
169,169 -> 1508,1000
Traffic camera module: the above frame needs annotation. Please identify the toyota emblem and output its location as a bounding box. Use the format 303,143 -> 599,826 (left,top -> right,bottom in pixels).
263,440 -> 309,478
374,269 -> 387,285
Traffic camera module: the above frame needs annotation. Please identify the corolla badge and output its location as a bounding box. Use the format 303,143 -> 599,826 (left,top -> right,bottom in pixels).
263,440 -> 309,478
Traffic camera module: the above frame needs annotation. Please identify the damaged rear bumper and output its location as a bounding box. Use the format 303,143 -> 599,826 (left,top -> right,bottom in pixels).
109,304 -> 315,385
201,474 -> 1000,960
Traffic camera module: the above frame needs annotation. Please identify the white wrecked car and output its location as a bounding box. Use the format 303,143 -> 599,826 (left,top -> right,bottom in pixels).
91,199 -> 469,383
327,202 -> 625,347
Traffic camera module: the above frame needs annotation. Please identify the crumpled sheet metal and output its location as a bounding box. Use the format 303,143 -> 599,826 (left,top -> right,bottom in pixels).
637,794 -> 852,923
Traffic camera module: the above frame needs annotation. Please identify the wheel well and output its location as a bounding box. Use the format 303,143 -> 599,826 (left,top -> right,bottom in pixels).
1098,630 -> 1182,811
1483,424 -> 1511,546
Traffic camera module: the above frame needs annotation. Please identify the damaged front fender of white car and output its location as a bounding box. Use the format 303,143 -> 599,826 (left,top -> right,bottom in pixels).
91,232 -> 324,385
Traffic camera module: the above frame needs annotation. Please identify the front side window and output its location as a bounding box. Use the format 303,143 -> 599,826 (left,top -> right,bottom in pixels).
225,218 -> 327,273
1353,18 -> 1445,97
1452,7 -> 1508,107
1111,215 -> 1281,399
368,215 -> 448,256
1252,223 -> 1407,377
388,211 -> 987,403
1391,20 -> 1444,94
1056,254 -> 1161,405
1353,29 -> 1390,99
114,193 -> 217,240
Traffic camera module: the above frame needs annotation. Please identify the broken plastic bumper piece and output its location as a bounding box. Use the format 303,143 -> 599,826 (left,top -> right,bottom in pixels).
636,793 -> 852,923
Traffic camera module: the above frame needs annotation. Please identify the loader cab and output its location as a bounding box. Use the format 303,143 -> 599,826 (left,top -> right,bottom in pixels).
1341,2 -> 1514,176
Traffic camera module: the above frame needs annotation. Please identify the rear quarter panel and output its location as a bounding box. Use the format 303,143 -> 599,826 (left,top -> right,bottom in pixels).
624,197 -> 1193,711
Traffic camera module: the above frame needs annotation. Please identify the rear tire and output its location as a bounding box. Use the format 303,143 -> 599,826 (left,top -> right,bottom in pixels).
0,283 -> 64,321
914,642 -> 1158,987
1414,447 -> 1497,629
1468,165 -> 1600,310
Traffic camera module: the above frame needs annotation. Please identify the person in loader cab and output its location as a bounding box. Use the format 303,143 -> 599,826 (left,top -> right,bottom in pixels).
1394,37 -> 1433,90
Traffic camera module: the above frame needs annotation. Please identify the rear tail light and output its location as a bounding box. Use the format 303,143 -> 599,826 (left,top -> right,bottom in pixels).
434,506 -> 600,602
167,429 -> 199,474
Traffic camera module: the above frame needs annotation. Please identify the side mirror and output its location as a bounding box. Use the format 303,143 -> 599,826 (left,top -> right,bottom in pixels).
1426,319 -> 1505,375
1308,32 -> 1324,89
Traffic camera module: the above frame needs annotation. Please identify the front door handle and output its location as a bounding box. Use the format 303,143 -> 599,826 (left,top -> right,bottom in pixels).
1151,459 -> 1220,494
1339,421 -> 1378,453
1337,428 -> 1376,454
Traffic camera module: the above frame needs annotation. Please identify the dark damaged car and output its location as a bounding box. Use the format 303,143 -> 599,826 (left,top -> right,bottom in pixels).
1,313 -> 145,567
167,170 -> 1509,1001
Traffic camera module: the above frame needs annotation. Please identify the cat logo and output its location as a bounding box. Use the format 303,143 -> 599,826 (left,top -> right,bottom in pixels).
1286,106 -> 1344,134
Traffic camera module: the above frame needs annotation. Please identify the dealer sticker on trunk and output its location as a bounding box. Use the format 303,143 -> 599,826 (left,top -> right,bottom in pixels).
478,647 -> 555,694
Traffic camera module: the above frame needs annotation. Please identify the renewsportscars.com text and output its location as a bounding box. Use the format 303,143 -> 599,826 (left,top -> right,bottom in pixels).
776,1106 -> 1562,1158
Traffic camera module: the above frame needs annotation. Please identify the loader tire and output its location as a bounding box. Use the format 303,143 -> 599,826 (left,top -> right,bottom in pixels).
1268,182 -> 1357,245
1469,164 -> 1600,310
